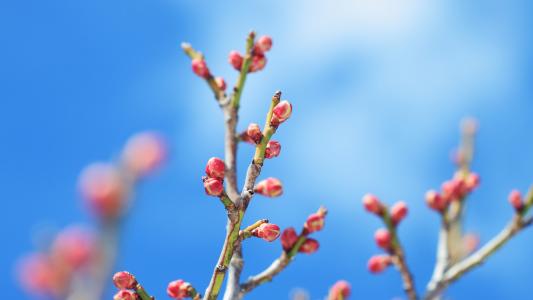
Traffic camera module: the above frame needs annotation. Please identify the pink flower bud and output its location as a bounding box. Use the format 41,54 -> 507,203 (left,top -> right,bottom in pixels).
299,238 -> 319,254
271,100 -> 292,125
281,227 -> 299,251
265,140 -> 281,159
228,50 -> 243,71
327,280 -> 351,300
17,253 -> 57,295
167,279 -> 191,299
205,157 -> 225,180
425,190 -> 447,212
508,189 -> 523,211
79,163 -> 126,218
465,173 -> 480,193
122,132 -> 167,177
367,255 -> 391,273
255,177 -> 283,197
203,177 -> 224,196
254,35 -> 273,54
191,58 -> 210,78
462,233 -> 480,254
374,228 -> 392,249
362,194 -> 383,215
214,77 -> 226,91
50,226 -> 94,269
112,271 -> 137,290
114,290 -> 138,300
390,201 -> 408,225
253,223 -> 281,242
304,213 -> 325,233
246,123 -> 263,144
249,54 -> 267,72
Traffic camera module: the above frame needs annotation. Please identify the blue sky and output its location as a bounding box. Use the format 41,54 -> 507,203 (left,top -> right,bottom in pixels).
2,0 -> 533,299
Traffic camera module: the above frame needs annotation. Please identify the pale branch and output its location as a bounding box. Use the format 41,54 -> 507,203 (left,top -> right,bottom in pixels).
237,235 -> 308,299
424,215 -> 533,300
425,118 -> 478,300
223,244 -> 244,300
425,222 -> 450,298
204,90 -> 282,300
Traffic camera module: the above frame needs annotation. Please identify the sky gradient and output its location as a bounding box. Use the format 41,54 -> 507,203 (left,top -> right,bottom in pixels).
2,0 -> 533,299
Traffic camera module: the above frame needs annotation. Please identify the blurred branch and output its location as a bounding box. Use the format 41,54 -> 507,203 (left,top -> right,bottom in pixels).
425,214 -> 533,300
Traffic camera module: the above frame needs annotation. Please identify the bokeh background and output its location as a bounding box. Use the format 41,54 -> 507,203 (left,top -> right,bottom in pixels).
2,0 -> 533,299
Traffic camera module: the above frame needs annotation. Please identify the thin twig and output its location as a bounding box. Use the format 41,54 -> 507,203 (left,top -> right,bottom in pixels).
382,212 -> 418,300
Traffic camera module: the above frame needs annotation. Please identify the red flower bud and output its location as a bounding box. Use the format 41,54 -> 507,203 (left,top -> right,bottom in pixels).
255,177 -> 283,197
113,290 -> 138,300
228,50 -> 243,71
79,163 -> 126,218
374,228 -> 392,249
191,58 -> 210,78
167,280 -> 191,299
465,172 -> 480,192
304,213 -> 325,233
205,157 -> 225,180
425,190 -> 447,212
390,201 -> 408,225
17,253 -> 57,295
214,77 -> 226,91
253,223 -> 281,242
299,238 -> 319,254
508,189 -> 523,211
327,280 -> 351,300
367,255 -> 391,273
249,54 -> 267,72
281,227 -> 299,251
203,177 -> 224,196
122,132 -> 167,177
362,194 -> 383,215
51,226 -> 94,269
246,123 -> 262,144
265,140 -> 281,159
112,271 -> 137,290
271,100 -> 292,125
254,35 -> 273,54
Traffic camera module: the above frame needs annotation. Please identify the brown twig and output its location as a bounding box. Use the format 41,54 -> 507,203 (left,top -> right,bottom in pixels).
382,212 -> 418,300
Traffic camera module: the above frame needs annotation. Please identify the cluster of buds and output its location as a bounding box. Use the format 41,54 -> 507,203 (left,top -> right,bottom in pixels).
229,35 -> 272,73
202,157 -> 226,196
362,194 -> 410,273
280,207 -> 327,255
79,132 -> 167,219
112,271 -> 138,300
425,171 -> 480,213
327,280 -> 351,300
17,227 -> 95,297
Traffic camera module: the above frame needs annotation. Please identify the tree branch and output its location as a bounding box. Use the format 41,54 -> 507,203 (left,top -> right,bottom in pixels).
382,213 -> 418,300
424,215 -> 532,300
